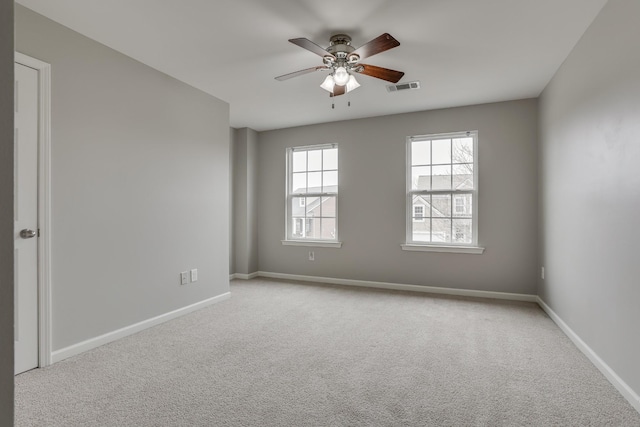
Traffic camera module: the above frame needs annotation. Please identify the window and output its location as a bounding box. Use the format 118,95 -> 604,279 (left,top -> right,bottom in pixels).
404,131 -> 482,252
454,195 -> 466,215
413,205 -> 425,222
285,144 -> 339,245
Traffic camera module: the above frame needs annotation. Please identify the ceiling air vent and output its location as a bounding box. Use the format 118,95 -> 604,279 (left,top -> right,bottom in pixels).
386,81 -> 420,93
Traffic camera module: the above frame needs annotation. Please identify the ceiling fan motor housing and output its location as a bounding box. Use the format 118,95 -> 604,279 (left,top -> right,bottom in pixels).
326,34 -> 359,69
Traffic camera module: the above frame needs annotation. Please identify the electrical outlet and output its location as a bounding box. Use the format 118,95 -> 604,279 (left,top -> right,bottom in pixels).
541,267 -> 545,280
191,268 -> 198,282
308,251 -> 315,261
180,271 -> 189,285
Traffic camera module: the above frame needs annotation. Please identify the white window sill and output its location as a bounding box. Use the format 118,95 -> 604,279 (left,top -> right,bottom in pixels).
401,244 -> 485,254
281,240 -> 343,248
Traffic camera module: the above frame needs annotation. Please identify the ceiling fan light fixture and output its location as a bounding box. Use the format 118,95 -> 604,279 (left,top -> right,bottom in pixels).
320,74 -> 335,92
345,75 -> 360,93
333,66 -> 350,86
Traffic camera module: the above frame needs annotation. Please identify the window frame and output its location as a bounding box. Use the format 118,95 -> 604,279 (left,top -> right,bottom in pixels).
283,143 -> 341,248
403,131 -> 484,254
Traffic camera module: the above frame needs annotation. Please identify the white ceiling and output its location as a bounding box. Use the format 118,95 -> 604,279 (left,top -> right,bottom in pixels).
17,0 -> 607,131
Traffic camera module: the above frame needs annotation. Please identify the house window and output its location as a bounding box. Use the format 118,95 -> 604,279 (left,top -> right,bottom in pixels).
405,131 -> 479,248
454,196 -> 466,215
293,218 -> 304,237
413,204 -> 425,222
285,144 -> 338,243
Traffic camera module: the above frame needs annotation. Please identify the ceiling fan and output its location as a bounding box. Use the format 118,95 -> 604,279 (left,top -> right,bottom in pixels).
275,33 -> 404,96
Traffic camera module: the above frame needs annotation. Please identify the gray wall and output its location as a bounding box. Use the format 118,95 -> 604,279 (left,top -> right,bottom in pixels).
539,0 -> 640,398
229,128 -> 236,274
15,5 -> 230,351
258,99 -> 538,294
0,0 -> 14,424
232,128 -> 259,275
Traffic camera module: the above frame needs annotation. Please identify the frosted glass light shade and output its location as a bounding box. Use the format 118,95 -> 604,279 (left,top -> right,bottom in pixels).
333,67 -> 349,86
320,75 -> 335,92
345,75 -> 360,92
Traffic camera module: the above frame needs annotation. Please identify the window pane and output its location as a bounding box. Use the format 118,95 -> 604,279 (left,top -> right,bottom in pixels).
291,197 -> 306,217
431,165 -> 452,190
321,196 -> 336,217
411,166 -> 431,190
307,172 -> 321,191
453,219 -> 472,244
453,137 -> 473,164
320,218 -> 336,240
323,171 -> 338,192
453,164 -> 473,190
308,149 -> 322,171
323,148 -> 338,170
292,151 -> 306,172
305,197 -> 320,217
432,139 -> 451,164
292,172 -> 306,193
431,219 -> 452,243
306,218 -> 320,239
431,194 -> 451,217
453,194 -> 472,217
412,140 -> 430,166
412,220 -> 431,242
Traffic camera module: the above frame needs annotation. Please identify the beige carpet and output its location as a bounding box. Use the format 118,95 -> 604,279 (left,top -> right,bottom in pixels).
15,279 -> 640,426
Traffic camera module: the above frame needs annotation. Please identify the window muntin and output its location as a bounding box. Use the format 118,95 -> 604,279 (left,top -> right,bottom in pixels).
407,132 -> 478,246
286,144 -> 338,242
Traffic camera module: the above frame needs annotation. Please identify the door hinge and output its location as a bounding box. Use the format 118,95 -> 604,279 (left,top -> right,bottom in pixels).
37,229 -> 40,237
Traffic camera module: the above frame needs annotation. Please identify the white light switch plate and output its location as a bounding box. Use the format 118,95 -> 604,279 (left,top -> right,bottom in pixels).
191,269 -> 198,282
180,271 -> 188,285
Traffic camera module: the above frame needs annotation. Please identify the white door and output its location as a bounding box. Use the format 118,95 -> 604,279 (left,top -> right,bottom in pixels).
14,62 -> 39,375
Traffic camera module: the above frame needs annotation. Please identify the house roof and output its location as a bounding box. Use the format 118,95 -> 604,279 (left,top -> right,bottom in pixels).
416,174 -> 473,191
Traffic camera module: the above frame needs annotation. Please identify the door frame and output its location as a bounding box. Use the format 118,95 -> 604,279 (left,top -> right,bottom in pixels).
15,52 -> 52,368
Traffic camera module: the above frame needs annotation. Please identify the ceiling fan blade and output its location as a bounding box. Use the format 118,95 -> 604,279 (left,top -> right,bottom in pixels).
289,38 -> 336,59
351,33 -> 400,60
355,64 -> 405,83
275,66 -> 329,81
330,85 -> 346,97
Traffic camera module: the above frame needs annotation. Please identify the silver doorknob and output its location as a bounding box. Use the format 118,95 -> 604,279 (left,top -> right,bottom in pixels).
20,229 -> 37,239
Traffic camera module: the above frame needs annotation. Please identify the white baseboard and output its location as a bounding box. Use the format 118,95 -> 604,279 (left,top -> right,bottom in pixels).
537,297 -> 640,413
232,272 -> 259,280
51,292 -> 231,364
256,271 -> 538,302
